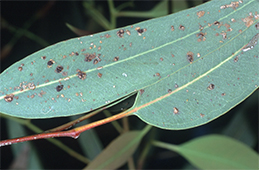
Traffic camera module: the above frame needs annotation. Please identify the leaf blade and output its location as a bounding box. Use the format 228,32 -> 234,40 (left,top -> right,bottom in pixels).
0,0 -> 258,131
153,135 -> 259,169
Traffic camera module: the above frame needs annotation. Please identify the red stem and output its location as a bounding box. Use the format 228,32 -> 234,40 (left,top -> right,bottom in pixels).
0,110 -> 132,147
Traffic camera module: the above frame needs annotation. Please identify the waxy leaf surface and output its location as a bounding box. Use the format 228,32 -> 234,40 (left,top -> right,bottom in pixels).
0,0 -> 258,130
154,135 -> 259,169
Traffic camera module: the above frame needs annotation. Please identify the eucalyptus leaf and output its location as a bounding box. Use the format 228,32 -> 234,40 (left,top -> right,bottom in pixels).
0,0 -> 258,130
153,135 -> 259,169
84,125 -> 151,170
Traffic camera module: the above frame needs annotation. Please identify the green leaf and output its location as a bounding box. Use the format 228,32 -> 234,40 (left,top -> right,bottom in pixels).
153,135 -> 259,169
0,0 -> 258,130
84,125 -> 151,170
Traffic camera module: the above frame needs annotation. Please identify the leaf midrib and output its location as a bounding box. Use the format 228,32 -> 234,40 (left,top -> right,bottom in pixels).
0,0 -> 253,101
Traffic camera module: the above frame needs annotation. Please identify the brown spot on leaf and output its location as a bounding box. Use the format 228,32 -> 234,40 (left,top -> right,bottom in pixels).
55,65 -> 63,73
114,57 -> 119,61
105,34 -> 111,38
28,83 -> 36,90
221,32 -> 227,39
76,70 -> 86,80
197,10 -> 205,18
97,72 -> 102,78
93,59 -> 99,65
135,27 -> 146,35
173,107 -> 179,114
234,55 -> 239,62
41,56 -> 46,60
4,94 -> 14,102
62,72 -> 68,76
126,30 -> 131,35
213,21 -> 220,25
168,89 -> 172,93
56,85 -> 64,92
207,83 -> 215,90
117,29 -> 124,38
220,1 -> 240,9
139,89 -> 144,95
171,26 -> 174,31
84,53 -> 96,62
179,25 -> 185,31
187,51 -> 194,63
47,59 -> 55,67
18,67 -> 23,71
255,22 -> 259,30
200,113 -> 205,118
242,15 -> 254,27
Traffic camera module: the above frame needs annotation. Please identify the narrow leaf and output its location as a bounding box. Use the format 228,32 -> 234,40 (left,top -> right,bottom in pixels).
84,125 -> 151,170
0,0 -> 258,130
153,135 -> 259,169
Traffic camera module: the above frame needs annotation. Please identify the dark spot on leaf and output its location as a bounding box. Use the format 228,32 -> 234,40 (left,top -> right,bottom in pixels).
93,59 -> 98,65
76,69 -> 86,80
117,29 -> 124,38
18,67 -> 23,71
207,83 -> 215,90
221,93 -> 226,96
173,107 -> 179,114
187,51 -> 194,63
168,89 -> 172,93
28,83 -> 36,90
196,32 -> 205,38
221,32 -> 227,39
55,65 -> 63,73
139,89 -> 144,95
256,22 -> 259,30
47,59 -> 54,67
84,53 -> 96,62
75,52 -> 79,56
114,57 -> 119,61
175,84 -> 178,88
41,56 -> 46,60
4,94 -> 14,102
179,25 -> 185,31
137,29 -> 144,34
56,85 -> 64,92
156,73 -> 160,76
135,27 -> 146,35
213,21 -> 220,25
98,73 -> 102,78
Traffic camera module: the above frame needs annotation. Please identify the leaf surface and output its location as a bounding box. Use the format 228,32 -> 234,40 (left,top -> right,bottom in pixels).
84,125 -> 151,170
0,0 -> 258,129
153,135 -> 259,169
